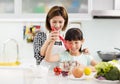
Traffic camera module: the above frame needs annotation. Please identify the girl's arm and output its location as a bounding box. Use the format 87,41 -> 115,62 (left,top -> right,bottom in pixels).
91,60 -> 98,66
90,60 -> 98,72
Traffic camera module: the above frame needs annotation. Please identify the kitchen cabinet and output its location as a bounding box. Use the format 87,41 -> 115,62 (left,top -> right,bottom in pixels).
0,0 -> 92,22
92,0 -> 120,18
92,0 -> 120,10
0,0 -> 14,13
92,0 -> 114,10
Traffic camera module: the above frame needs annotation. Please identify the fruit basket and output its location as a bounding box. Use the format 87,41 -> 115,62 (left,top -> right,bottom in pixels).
0,38 -> 20,66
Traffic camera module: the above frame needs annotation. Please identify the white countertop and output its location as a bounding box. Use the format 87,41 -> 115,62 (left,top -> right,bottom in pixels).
0,59 -> 119,84
28,71 -> 120,84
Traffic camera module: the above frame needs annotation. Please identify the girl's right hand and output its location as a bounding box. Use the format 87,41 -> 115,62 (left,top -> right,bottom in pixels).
48,31 -> 60,42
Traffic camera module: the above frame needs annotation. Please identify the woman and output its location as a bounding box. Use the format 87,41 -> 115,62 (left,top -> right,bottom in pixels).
33,6 -> 68,65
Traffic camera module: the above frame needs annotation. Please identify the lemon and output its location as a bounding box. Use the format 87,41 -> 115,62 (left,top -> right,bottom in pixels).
84,67 -> 91,76
112,60 -> 118,63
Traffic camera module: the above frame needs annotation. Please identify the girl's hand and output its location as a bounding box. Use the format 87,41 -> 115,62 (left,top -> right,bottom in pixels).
48,31 -> 60,42
82,48 -> 90,54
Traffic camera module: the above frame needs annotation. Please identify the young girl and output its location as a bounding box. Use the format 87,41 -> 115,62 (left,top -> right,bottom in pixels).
44,28 -> 97,71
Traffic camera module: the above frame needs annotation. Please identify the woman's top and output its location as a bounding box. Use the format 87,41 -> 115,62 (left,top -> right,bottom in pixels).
33,31 -> 66,65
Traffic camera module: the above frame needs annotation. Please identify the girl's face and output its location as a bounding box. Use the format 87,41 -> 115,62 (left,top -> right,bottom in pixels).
67,40 -> 84,55
50,16 -> 65,31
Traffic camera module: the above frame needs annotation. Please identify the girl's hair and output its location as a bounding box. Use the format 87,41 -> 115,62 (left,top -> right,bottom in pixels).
65,28 -> 83,41
65,28 -> 83,52
46,6 -> 68,32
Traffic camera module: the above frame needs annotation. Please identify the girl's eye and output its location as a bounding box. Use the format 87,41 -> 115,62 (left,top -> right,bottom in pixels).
59,21 -> 63,24
75,41 -> 79,44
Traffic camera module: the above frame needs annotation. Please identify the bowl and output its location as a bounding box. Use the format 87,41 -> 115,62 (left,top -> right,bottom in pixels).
97,51 -> 120,61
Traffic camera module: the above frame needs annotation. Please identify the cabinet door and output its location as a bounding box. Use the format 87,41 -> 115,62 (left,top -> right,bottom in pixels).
0,0 -> 14,13
22,0 -> 92,21
93,0 -> 114,10
22,0 -> 88,13
0,0 -> 92,21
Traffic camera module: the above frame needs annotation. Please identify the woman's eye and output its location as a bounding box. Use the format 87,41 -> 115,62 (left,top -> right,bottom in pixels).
59,21 -> 63,24
53,22 -> 56,24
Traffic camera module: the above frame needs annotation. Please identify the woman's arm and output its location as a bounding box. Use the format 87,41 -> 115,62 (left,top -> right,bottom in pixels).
44,31 -> 60,62
40,31 -> 60,57
40,39 -> 51,56
44,40 -> 60,62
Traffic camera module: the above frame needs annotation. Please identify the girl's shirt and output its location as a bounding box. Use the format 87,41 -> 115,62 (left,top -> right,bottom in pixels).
59,51 -> 93,66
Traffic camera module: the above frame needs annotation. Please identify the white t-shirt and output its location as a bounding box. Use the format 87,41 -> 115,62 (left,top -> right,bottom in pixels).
60,51 -> 93,66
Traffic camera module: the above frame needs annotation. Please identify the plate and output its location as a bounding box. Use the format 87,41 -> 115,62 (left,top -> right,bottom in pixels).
68,75 -> 86,80
93,74 -> 120,83
94,77 -> 119,83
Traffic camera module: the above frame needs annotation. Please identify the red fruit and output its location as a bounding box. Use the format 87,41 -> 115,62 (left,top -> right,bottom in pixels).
54,67 -> 58,72
57,67 -> 62,72
55,72 -> 61,75
53,66 -> 62,76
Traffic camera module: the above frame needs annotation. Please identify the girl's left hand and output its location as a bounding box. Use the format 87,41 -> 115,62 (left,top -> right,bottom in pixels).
82,48 -> 90,54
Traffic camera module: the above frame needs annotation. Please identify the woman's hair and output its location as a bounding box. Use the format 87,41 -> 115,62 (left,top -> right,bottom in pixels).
65,28 -> 83,52
46,6 -> 68,32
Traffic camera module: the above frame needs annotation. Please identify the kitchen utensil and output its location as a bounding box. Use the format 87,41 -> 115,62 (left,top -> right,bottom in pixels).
0,38 -> 20,66
51,26 -> 70,50
114,47 -> 120,51
97,51 -> 120,61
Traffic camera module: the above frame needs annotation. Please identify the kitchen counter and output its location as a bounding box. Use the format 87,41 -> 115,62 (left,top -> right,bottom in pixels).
26,71 -> 120,84
0,59 -> 120,84
0,59 -> 36,84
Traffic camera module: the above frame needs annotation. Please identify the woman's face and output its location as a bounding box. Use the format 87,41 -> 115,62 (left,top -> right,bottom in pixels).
50,16 -> 65,31
67,40 -> 84,55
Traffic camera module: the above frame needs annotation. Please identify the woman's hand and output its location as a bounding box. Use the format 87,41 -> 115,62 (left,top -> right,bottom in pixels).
48,31 -> 60,42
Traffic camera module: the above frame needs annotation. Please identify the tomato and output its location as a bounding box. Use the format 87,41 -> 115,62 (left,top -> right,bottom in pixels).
53,66 -> 62,76
55,72 -> 61,75
54,67 -> 58,72
57,67 -> 62,72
